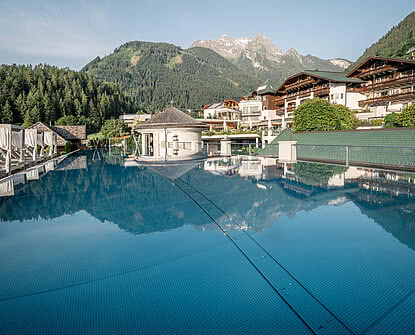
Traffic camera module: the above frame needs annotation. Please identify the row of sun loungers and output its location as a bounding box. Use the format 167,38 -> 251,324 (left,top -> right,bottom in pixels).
0,124 -> 57,177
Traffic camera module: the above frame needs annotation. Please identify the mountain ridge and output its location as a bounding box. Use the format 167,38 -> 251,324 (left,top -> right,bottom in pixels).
192,34 -> 351,85
82,41 -> 261,112
348,11 -> 415,70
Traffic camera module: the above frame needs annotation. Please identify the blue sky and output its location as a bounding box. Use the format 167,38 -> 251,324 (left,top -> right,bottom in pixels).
0,0 -> 414,70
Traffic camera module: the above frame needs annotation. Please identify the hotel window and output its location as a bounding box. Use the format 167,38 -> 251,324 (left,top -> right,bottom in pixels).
330,94 -> 334,100
249,106 -> 260,113
341,93 -> 344,99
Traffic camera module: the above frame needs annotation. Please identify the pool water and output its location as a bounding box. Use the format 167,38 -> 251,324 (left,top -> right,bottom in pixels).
0,151 -> 414,334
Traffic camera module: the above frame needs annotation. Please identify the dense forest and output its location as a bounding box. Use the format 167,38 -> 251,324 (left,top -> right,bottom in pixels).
82,42 -> 260,112
349,11 -> 415,70
0,64 -> 139,133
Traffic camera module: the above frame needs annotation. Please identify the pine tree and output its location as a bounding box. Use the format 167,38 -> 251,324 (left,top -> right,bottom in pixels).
2,100 -> 13,123
43,95 -> 55,124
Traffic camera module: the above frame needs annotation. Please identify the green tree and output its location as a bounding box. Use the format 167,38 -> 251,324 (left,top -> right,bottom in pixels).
101,119 -> 130,138
43,95 -> 55,124
398,104 -> 415,127
56,115 -> 79,125
384,112 -> 401,128
0,63 -> 138,132
23,106 -> 40,128
293,98 -> 356,132
332,104 -> 358,130
2,100 -> 13,123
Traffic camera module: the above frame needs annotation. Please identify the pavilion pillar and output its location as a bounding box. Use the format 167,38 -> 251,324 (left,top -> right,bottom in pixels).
220,138 -> 232,156
278,141 -> 297,162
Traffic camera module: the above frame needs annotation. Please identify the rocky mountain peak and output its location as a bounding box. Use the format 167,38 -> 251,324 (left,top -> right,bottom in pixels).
191,33 -> 347,85
192,34 -> 283,60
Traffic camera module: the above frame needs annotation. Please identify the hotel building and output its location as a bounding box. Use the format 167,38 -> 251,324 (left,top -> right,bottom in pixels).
347,57 -> 415,120
274,70 -> 365,128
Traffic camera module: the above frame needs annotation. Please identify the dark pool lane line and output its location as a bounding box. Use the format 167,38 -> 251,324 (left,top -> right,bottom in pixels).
170,176 -> 354,335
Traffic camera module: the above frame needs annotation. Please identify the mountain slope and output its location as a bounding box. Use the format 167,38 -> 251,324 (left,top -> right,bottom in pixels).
82,41 -> 261,112
192,34 -> 349,86
350,11 -> 415,69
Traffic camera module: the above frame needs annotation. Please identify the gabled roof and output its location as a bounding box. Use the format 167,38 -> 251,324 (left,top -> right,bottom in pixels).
224,97 -> 241,103
276,70 -> 363,93
303,70 -> 363,83
136,107 -> 206,129
54,125 -> 86,140
347,56 -> 415,77
28,122 -> 86,140
205,102 -> 224,109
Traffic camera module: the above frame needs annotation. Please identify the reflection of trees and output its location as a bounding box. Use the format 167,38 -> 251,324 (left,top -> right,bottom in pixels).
0,151 -> 210,234
0,152 -> 414,252
293,162 -> 347,186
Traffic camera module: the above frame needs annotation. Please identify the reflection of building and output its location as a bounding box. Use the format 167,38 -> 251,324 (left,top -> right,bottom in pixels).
347,57 -> 415,120
55,156 -> 88,171
134,107 -> 207,161
204,157 -> 240,176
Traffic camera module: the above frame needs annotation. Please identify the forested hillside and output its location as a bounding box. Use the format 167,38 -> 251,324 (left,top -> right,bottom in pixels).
82,42 -> 261,112
0,64 -> 138,133
350,11 -> 415,69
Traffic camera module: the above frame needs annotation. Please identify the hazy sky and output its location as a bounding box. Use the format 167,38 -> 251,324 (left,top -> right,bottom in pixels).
1,0 -> 414,70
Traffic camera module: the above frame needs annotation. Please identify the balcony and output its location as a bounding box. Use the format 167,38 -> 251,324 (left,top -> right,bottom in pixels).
274,97 -> 285,106
276,108 -> 285,115
357,65 -> 398,78
313,87 -> 330,96
298,90 -> 313,99
358,91 -> 415,107
356,75 -> 415,92
287,105 -> 296,112
285,78 -> 315,91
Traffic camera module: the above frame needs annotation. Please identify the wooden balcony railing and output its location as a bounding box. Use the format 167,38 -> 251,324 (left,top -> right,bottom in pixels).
313,87 -> 330,96
357,65 -> 398,78
358,91 -> 415,106
298,91 -> 313,99
285,78 -> 315,91
274,97 -> 285,106
356,75 -> 415,92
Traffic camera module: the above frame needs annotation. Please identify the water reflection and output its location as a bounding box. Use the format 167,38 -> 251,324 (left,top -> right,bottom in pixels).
0,151 -> 414,250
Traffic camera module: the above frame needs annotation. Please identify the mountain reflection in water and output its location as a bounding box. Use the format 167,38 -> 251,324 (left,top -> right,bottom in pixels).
0,151 -> 414,251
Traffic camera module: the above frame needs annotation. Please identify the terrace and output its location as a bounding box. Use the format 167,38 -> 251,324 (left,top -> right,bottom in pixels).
358,91 -> 415,106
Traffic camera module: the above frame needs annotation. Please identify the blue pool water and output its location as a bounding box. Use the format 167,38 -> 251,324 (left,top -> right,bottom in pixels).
0,151 -> 414,334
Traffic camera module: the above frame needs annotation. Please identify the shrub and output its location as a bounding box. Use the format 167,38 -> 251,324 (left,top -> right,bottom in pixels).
65,142 -> 72,153
293,98 -> 357,132
398,104 -> 415,127
384,112 -> 401,128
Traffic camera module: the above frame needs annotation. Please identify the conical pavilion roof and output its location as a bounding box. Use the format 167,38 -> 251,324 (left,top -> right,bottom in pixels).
135,107 -> 206,129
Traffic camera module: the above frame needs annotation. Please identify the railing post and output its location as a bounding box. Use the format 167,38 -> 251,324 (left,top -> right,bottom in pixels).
346,145 -> 349,167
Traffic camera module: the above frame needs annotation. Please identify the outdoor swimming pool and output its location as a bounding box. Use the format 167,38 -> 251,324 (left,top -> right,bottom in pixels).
0,151 -> 414,334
